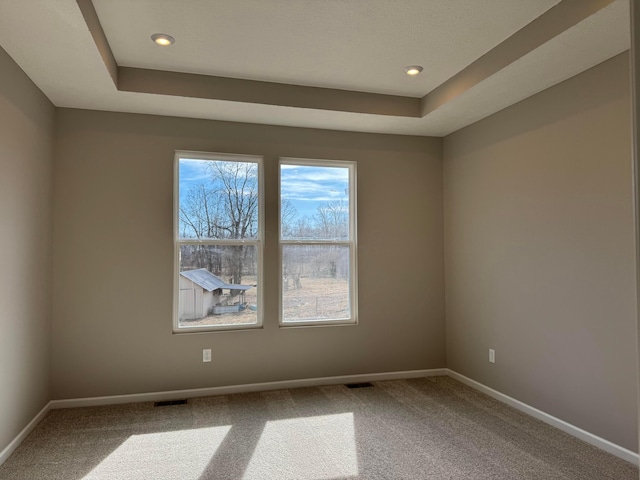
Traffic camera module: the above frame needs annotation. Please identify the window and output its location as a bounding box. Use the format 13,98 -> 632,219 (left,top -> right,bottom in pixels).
174,152 -> 263,332
279,158 -> 357,325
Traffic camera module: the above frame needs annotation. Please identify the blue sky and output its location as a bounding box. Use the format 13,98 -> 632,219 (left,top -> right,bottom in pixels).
178,158 -> 211,206
280,164 -> 349,219
178,159 -> 349,221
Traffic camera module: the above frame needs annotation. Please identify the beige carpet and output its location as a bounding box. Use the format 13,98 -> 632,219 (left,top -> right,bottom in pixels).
0,376 -> 637,479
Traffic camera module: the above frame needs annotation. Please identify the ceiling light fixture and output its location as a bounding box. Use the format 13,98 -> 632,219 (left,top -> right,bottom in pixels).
151,33 -> 175,46
404,65 -> 423,76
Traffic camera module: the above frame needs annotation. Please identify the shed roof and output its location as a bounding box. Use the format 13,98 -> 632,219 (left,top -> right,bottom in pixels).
180,269 -> 253,292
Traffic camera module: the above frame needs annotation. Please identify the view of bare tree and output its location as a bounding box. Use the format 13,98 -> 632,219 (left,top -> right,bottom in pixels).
179,159 -> 350,322
280,198 -> 298,238
314,199 -> 349,240
179,161 -> 258,284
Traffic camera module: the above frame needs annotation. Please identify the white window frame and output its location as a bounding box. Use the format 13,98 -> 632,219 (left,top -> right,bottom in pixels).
278,157 -> 358,327
173,151 -> 264,333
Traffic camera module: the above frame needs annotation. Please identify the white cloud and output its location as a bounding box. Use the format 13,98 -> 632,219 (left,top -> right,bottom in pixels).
281,166 -> 348,204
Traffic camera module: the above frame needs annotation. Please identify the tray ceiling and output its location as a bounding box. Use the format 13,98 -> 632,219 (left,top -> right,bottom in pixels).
0,0 -> 630,136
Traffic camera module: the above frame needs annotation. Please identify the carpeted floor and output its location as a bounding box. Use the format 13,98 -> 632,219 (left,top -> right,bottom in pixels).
0,376 -> 637,479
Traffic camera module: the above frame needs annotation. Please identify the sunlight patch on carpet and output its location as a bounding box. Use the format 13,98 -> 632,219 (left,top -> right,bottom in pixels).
83,425 -> 232,480
243,413 -> 358,480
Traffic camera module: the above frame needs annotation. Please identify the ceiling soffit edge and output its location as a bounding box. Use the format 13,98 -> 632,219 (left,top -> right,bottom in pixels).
79,0 -> 615,120
421,0 -> 616,116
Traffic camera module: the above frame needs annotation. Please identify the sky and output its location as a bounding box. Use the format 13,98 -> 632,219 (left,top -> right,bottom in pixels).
280,163 -> 349,219
179,159 -> 350,221
178,158 -> 211,206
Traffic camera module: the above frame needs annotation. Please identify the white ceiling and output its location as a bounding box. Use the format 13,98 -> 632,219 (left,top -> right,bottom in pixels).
0,0 -> 631,137
94,0 -> 560,97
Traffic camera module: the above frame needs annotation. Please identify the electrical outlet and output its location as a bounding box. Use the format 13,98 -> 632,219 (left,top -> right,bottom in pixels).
489,348 -> 495,364
203,349 -> 211,363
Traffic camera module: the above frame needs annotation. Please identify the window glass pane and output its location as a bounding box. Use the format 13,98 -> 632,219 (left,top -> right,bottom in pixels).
280,164 -> 350,240
178,244 -> 258,327
282,245 -> 350,322
179,159 -> 259,240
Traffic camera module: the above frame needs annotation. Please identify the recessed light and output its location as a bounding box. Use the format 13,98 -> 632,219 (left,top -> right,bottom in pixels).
151,33 -> 175,46
404,65 -> 423,76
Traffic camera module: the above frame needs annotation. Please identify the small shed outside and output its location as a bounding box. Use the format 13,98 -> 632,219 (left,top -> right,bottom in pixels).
179,269 -> 253,321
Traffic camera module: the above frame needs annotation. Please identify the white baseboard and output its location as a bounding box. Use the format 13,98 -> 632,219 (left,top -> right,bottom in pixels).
447,369 -> 639,465
50,368 -> 448,409
4,369 -> 637,469
0,402 -> 51,466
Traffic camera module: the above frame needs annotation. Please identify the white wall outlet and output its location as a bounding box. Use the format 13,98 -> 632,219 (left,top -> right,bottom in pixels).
203,349 -> 212,363
489,348 -> 495,364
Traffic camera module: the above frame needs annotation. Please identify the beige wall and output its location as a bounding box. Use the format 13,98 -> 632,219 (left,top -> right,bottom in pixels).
52,110 -> 445,399
3,33 -> 634,458
444,53 -> 638,451
631,0 -> 640,457
0,47 -> 54,452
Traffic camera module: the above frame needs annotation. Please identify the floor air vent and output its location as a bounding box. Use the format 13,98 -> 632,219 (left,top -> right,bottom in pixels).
154,399 -> 188,407
345,382 -> 374,389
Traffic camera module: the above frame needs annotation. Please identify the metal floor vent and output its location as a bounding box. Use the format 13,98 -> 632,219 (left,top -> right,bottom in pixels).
154,399 -> 188,407
345,382 -> 374,389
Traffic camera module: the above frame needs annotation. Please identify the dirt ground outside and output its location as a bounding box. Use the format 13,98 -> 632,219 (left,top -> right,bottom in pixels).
179,276 -> 349,327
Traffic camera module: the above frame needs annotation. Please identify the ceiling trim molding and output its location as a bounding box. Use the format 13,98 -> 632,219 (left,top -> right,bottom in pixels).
77,0 -> 118,86
118,67 -> 422,117
79,0 -> 617,121
420,0 -> 616,116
